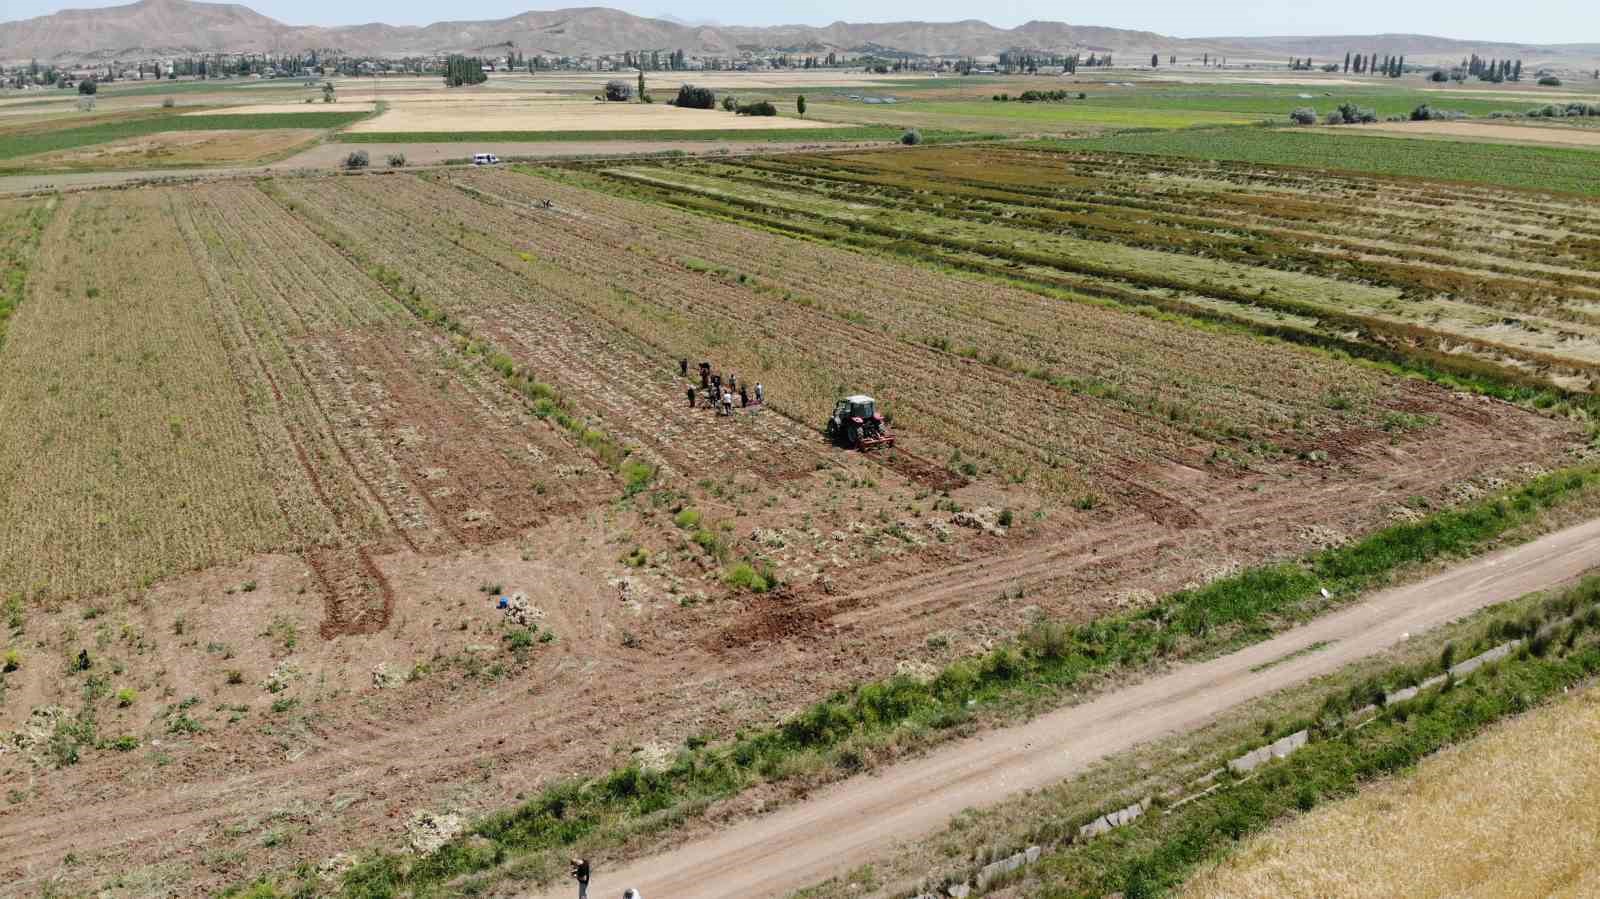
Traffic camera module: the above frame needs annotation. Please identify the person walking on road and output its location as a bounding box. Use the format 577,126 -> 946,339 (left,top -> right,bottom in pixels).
686,385 -> 696,408
570,858 -> 590,899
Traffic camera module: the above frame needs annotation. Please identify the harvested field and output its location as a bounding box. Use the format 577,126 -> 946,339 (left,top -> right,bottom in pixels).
10,128 -> 319,170
186,102 -> 378,116
1182,683 -> 1600,898
587,145 -> 1600,387
347,99 -> 838,133
0,143 -> 1590,897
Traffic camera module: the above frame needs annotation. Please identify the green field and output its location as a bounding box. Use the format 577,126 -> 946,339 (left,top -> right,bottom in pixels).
335,125 -> 959,144
0,110 -> 369,161
1059,128 -> 1600,195
797,81 -> 1589,134
846,100 -> 1259,129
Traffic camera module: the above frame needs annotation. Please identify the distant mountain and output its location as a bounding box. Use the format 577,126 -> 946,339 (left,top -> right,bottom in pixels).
2,0 -> 1597,68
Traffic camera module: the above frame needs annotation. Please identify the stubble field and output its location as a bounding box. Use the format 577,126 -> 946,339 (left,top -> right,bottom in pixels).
0,143 -> 1589,896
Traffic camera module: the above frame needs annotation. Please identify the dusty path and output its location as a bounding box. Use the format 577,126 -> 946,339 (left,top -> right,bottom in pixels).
541,515 -> 1600,899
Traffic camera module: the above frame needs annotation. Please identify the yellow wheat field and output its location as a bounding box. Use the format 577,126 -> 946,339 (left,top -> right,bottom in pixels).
1182,684 -> 1600,899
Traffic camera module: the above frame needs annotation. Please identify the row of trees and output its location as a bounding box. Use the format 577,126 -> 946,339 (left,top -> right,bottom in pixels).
1465,55 -> 1524,82
442,55 -> 488,87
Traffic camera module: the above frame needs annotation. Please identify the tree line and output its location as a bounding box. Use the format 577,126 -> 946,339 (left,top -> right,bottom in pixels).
442,55 -> 488,87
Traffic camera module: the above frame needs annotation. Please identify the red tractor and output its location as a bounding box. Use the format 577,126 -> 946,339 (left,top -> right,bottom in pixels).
825,395 -> 895,451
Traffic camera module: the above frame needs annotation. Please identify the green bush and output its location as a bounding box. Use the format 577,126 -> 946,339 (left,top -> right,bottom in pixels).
736,100 -> 778,116
343,149 -> 370,169
674,507 -> 702,529
723,562 -> 770,593
622,461 -> 656,497
674,84 -> 716,109
900,129 -> 923,145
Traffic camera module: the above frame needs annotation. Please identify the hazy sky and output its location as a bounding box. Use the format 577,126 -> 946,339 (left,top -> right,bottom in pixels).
5,0 -> 1595,44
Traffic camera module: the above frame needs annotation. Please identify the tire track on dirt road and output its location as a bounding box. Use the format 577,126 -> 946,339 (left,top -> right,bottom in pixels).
534,514 -> 1600,899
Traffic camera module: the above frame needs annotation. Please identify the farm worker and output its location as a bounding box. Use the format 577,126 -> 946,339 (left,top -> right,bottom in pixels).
686,385 -> 696,408
679,358 -> 688,377
722,390 -> 734,415
728,373 -> 737,393
570,858 -> 590,899
699,361 -> 711,387
755,382 -> 764,404
712,373 -> 722,393
740,385 -> 749,407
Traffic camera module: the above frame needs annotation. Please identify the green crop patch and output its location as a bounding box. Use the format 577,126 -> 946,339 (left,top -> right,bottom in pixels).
1058,127 -> 1600,196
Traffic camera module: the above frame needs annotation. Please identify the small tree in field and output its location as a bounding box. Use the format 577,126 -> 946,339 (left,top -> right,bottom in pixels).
721,95 -> 737,111
78,78 -> 97,95
1151,53 -> 1159,68
637,69 -> 646,101
1289,107 -> 1317,125
604,79 -> 633,101
900,129 -> 922,145
343,150 -> 370,169
797,94 -> 806,117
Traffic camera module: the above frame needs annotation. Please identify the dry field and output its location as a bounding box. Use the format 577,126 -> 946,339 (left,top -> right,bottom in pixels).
186,102 -> 379,116
345,96 -> 834,133
1354,119 -> 1600,148
0,145 -> 1588,895
1182,683 -> 1600,898
11,128 -> 320,168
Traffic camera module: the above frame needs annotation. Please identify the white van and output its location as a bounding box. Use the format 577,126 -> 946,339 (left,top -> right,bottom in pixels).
472,153 -> 500,166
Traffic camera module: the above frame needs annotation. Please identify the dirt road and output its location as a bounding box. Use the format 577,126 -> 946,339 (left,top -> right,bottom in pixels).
544,515 -> 1600,899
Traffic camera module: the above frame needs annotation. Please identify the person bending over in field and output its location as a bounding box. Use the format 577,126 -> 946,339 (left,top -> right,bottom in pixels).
570,857 -> 590,898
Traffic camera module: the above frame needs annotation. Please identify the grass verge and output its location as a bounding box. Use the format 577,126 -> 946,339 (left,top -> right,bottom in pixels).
226,465 -> 1600,898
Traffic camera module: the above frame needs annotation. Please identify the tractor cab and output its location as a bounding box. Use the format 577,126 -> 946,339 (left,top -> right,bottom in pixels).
825,394 -> 895,450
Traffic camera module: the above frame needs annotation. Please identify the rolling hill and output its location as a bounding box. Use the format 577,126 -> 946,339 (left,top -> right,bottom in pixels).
2,0 -> 1597,68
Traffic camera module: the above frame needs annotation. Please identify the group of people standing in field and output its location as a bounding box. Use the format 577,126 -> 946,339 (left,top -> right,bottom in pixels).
681,358 -> 762,416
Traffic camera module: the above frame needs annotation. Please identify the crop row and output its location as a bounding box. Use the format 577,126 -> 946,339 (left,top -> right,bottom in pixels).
587,149 -> 1600,390
0,192 -> 292,600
